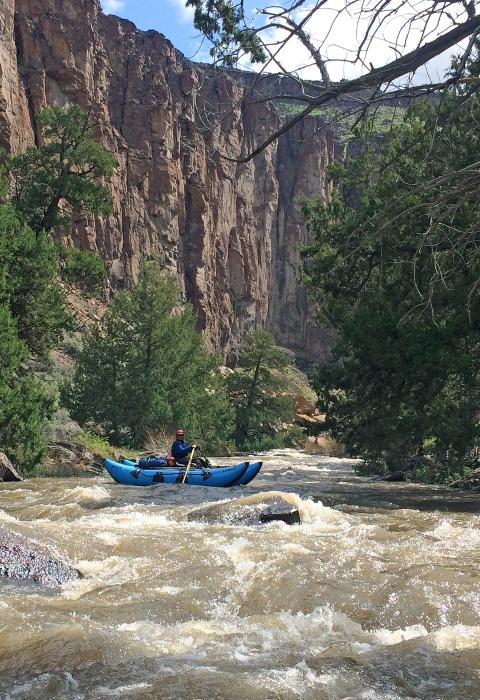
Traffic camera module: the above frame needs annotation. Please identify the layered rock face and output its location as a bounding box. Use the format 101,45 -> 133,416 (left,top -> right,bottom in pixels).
0,0 -> 338,364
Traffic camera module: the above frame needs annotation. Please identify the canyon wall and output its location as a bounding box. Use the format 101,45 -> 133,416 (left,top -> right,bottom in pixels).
0,0 -> 338,364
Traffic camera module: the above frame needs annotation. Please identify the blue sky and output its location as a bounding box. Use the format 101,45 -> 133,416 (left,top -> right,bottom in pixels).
101,0 -> 208,59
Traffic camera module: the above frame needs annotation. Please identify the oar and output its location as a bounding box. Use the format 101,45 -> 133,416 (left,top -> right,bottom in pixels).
181,446 -> 196,484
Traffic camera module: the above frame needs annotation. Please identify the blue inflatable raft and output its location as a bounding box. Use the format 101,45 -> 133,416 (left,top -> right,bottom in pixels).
103,459 -> 262,487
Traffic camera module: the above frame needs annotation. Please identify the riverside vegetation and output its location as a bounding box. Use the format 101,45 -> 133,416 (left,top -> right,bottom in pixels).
0,105 -> 299,474
303,48 -> 480,484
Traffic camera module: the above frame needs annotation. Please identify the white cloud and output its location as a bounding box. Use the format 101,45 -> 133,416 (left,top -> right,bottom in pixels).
168,0 -> 194,23
102,0 -> 125,13
246,1 -> 465,85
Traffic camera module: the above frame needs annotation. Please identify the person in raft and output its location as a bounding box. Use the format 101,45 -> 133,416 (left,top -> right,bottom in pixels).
171,429 -> 209,468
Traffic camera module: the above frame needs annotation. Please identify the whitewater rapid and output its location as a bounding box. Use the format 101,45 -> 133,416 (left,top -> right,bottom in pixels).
0,449 -> 478,699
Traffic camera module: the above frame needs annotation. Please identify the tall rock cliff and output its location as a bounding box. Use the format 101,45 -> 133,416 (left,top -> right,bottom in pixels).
0,0 -> 338,364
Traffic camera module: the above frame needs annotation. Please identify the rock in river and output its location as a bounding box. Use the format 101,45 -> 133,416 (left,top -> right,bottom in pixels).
0,452 -> 24,482
187,491 -> 301,526
0,526 -> 81,587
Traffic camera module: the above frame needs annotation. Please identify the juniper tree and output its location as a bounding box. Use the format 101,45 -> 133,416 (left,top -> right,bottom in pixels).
0,105 -> 114,469
66,262 -> 234,451
228,330 -> 295,449
303,52 -> 480,480
4,105 -> 114,235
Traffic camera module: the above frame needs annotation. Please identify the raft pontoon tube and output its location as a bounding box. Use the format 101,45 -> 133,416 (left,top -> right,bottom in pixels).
104,458 -> 262,487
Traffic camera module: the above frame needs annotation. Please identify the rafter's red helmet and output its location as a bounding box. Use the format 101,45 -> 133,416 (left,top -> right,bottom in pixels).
175,429 -> 185,438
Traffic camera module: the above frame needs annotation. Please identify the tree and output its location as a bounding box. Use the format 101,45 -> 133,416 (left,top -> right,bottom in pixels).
302,65 -> 480,481
228,330 -> 295,449
186,0 -> 265,65
0,204 -> 70,357
3,105 -> 114,234
188,1 -> 480,162
0,104 -> 114,470
60,247 -> 107,296
0,105 -> 114,356
66,262 -> 234,451
0,306 -> 56,472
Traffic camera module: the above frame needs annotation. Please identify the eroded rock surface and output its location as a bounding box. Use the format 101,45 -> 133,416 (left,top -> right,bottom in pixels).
0,0 -> 339,364
0,526 -> 80,586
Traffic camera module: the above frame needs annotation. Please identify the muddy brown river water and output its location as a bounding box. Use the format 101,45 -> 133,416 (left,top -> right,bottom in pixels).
0,449 -> 479,699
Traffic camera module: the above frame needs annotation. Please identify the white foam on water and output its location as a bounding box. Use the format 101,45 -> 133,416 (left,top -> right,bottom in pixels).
62,555 -> 148,599
373,625 -> 429,646
95,531 -> 122,546
0,510 -> 18,523
352,692 -> 405,700
374,622 -> 480,653
279,542 -> 312,554
426,519 -> 480,548
78,508 -> 172,531
58,485 -> 112,505
154,585 -> 184,595
115,606 -> 368,661
77,555 -> 147,580
260,662 -> 324,696
429,624 -> 480,651
95,682 -> 152,697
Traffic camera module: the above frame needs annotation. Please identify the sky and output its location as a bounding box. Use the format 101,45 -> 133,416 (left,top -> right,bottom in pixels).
100,0 -> 461,84
101,0 -> 201,59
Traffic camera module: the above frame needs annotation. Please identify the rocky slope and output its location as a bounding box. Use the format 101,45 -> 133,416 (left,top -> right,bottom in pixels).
0,0 -> 339,364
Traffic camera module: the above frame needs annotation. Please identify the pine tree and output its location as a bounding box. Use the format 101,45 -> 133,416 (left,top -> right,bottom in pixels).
66,262 -> 234,451
0,104 -> 114,470
4,105 -> 114,235
228,330 -> 295,449
0,205 -> 70,357
0,306 -> 55,471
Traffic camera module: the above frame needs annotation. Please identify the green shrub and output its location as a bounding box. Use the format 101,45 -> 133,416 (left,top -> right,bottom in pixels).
62,331 -> 83,358
76,431 -> 112,454
60,247 -> 106,295
65,262 -> 234,450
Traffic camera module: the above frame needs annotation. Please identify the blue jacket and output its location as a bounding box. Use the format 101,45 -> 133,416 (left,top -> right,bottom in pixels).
171,439 -> 193,460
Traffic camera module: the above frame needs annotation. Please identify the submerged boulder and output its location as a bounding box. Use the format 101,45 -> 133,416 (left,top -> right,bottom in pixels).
260,497 -> 301,525
187,491 -> 301,526
0,526 -> 81,587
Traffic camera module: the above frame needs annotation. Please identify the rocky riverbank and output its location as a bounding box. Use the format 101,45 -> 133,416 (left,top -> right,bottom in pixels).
0,526 -> 80,587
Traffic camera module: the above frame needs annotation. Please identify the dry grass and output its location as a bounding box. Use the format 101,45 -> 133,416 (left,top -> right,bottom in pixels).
143,428 -> 171,456
32,462 -> 100,478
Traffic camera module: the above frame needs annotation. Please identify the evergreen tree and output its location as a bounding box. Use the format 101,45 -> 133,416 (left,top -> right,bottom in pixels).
4,105 -> 114,235
228,330 -> 295,449
0,204 -> 70,357
66,262 -> 234,451
0,104 -> 114,470
303,51 -> 480,480
186,1 -> 265,65
0,306 -> 55,471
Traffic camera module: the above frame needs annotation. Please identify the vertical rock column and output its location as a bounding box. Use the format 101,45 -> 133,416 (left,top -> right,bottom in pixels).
0,0 -> 32,152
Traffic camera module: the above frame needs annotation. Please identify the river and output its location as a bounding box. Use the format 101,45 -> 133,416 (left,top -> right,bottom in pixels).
0,449 -> 479,699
